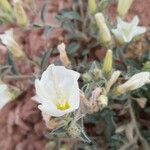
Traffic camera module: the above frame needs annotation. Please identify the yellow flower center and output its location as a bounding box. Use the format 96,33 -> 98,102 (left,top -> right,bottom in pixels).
56,101 -> 70,110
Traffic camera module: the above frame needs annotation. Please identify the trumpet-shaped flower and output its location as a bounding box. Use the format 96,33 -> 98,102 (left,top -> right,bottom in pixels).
112,16 -> 146,43
0,84 -> 13,109
0,28 -> 25,58
117,72 -> 150,94
33,64 -> 80,117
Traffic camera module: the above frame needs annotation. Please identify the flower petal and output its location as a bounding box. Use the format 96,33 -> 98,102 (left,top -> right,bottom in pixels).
38,104 -> 75,117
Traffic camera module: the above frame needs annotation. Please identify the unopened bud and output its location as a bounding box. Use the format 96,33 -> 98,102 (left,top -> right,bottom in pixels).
14,0 -> 28,27
57,43 -> 71,68
117,0 -> 134,17
0,0 -> 12,13
67,122 -> 80,138
46,141 -> 56,150
0,83 -> 21,109
0,28 -> 25,59
102,49 -> 113,78
82,73 -> 92,83
106,71 -> 121,93
27,0 -> 34,6
92,68 -> 101,81
97,95 -> 108,110
142,61 -> 150,72
95,13 -> 112,45
88,0 -> 97,14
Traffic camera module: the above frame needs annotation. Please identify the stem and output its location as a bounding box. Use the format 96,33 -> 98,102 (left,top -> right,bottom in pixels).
128,98 -> 150,150
0,65 -> 11,70
119,136 -> 138,150
3,74 -> 37,80
72,0 -> 78,29
78,0 -> 84,31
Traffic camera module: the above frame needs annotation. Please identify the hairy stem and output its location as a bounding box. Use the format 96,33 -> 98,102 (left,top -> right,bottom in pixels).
128,98 -> 150,150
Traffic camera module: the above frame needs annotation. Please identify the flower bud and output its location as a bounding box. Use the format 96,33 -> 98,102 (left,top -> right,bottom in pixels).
117,0 -> 134,17
97,95 -> 108,110
106,71 -> 121,93
92,68 -> 101,81
46,141 -> 56,150
88,0 -> 97,14
0,83 -> 21,109
27,0 -> 34,7
102,49 -> 113,78
57,43 -> 71,68
142,61 -> 150,72
95,13 -> 112,45
14,0 -> 28,27
67,122 -> 80,138
82,73 -> 92,83
0,28 -> 25,59
0,84 -> 12,109
0,0 -> 12,13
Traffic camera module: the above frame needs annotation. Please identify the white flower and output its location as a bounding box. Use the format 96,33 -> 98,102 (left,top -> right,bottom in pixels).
33,64 -> 80,117
117,72 -> 150,94
0,83 -> 13,109
0,28 -> 25,58
112,16 -> 146,43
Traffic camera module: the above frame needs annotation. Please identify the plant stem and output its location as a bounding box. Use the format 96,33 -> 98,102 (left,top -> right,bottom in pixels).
3,74 -> 37,80
78,0 -> 84,31
119,136 -> 138,150
128,98 -> 150,150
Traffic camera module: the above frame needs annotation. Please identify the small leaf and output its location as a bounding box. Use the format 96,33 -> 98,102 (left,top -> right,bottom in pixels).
60,11 -> 80,20
32,23 -> 43,28
43,26 -> 53,38
40,3 -> 47,22
0,65 -> 11,77
82,49 -> 89,56
66,42 -> 80,54
99,0 -> 109,11
6,52 -> 19,74
78,126 -> 91,143
61,20 -> 75,32
40,49 -> 52,73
